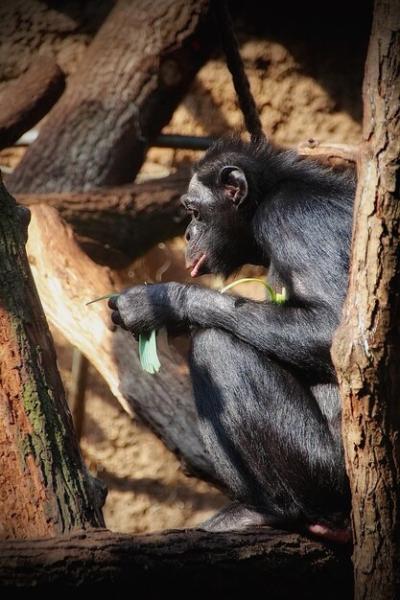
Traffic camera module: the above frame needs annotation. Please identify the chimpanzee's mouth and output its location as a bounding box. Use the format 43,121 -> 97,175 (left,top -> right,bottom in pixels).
188,253 -> 207,278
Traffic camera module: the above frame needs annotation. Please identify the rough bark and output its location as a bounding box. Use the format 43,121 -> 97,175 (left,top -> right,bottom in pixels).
0,177 -> 104,539
8,0 -> 212,193
296,140 -> 358,165
0,527 -> 353,595
17,169 -> 189,265
0,56 -> 65,150
331,1 -> 400,598
26,204 -> 216,485
0,0 -> 113,82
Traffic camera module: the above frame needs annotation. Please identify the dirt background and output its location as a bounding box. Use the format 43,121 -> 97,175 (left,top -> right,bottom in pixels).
0,0 -> 372,533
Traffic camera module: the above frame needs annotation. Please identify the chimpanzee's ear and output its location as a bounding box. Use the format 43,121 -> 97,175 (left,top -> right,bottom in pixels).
219,166 -> 248,207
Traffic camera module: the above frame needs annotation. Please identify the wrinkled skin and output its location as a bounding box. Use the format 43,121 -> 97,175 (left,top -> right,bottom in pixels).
109,137 -> 355,543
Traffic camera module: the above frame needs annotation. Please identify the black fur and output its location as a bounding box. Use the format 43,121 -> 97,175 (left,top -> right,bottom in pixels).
110,137 -> 355,532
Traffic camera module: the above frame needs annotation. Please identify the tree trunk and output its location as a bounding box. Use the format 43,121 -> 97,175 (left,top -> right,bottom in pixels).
25,204 -> 216,486
0,57 -> 65,151
0,177 -> 104,539
0,527 -> 353,596
8,0 -> 211,193
16,169 -> 189,266
331,1 -> 400,598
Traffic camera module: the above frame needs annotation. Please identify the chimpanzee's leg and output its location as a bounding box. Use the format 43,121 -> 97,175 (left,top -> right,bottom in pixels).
189,328 -> 349,532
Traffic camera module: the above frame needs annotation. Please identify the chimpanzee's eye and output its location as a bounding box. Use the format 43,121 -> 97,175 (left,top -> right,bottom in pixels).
192,209 -> 200,220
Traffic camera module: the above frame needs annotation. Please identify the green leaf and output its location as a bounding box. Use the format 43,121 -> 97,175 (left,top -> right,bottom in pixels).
86,293 -> 119,306
220,277 -> 286,304
86,291 -> 161,374
139,330 -> 161,374
274,287 -> 287,304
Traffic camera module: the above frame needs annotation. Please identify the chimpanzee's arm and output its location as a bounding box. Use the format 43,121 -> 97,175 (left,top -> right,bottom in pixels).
187,285 -> 336,371
110,282 -> 338,374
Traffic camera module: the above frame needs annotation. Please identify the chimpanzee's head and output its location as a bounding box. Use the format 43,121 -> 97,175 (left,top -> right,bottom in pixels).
182,138 -> 265,278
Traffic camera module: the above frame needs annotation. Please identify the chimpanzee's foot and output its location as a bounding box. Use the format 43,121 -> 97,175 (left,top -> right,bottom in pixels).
308,523 -> 352,544
198,502 -> 273,532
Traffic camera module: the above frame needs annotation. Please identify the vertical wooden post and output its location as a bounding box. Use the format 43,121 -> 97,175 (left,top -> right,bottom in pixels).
332,1 -> 400,598
0,177 -> 104,538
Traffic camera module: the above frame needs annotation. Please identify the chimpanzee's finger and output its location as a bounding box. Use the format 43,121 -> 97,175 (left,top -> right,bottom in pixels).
111,310 -> 123,326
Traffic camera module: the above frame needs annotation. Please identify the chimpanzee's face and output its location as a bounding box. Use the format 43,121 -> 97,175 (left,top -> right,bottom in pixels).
181,165 -> 255,278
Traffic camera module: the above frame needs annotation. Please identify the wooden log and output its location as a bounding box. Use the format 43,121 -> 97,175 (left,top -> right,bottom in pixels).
0,527 -> 353,595
17,170 -> 189,265
297,140 -> 359,164
0,57 -> 65,151
8,0 -> 212,193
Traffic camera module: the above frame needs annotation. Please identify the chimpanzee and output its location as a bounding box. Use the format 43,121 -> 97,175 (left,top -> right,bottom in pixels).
109,137 -> 355,542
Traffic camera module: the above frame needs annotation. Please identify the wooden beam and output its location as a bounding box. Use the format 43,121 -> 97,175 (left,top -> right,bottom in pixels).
0,57 -> 65,151
0,527 -> 353,595
17,170 -> 189,266
297,140 -> 359,163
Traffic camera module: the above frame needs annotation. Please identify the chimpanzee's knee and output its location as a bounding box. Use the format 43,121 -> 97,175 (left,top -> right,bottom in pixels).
188,327 -> 347,527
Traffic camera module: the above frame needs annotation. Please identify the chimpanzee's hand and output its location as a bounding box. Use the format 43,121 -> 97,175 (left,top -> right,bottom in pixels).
108,283 -> 187,337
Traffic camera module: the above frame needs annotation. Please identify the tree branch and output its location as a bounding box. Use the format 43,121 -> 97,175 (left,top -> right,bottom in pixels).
0,527 -> 353,595
0,57 -> 65,151
7,0 -> 212,193
17,170 -> 189,265
297,140 -> 359,163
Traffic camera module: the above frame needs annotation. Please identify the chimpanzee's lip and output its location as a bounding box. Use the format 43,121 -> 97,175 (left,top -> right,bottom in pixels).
188,253 -> 207,278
